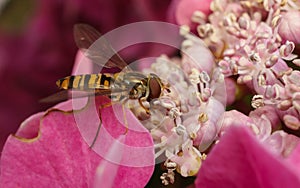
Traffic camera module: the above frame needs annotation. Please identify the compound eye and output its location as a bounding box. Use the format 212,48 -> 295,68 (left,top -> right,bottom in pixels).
149,77 -> 162,100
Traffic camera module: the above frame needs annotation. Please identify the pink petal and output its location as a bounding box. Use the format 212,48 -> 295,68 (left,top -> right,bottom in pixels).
224,78 -> 236,106
93,135 -> 126,188
249,106 -> 281,130
0,96 -> 154,187
76,97 -> 155,168
278,11 -> 300,44
271,58 -> 292,78
194,97 -> 225,151
72,51 -> 94,75
217,110 -> 253,136
264,131 -> 300,157
195,126 -> 300,188
15,112 -> 44,139
181,41 -> 214,74
287,142 -> 300,175
169,0 -> 212,27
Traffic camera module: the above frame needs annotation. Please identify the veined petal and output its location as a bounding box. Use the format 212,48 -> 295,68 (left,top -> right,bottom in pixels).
0,96 -> 154,187
195,126 -> 300,188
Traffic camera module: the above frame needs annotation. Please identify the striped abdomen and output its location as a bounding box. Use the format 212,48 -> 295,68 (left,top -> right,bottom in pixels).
56,73 -> 114,90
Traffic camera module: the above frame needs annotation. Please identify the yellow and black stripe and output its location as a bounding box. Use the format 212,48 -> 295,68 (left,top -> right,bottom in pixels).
56,73 -> 114,90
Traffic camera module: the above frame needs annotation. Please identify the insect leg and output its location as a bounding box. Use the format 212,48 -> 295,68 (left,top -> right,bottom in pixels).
89,101 -> 114,149
138,98 -> 150,114
90,108 -> 102,149
89,100 -> 128,148
103,98 -> 129,135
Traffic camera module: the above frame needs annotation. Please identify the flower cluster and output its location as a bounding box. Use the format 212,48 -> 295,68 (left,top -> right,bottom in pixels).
196,0 -> 300,129
131,0 -> 300,185
137,42 -> 226,181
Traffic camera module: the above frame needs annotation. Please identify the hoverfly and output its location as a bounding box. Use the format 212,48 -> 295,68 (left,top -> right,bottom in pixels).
42,24 -> 167,113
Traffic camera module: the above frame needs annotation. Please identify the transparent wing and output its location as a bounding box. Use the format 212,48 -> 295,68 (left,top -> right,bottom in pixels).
74,24 -> 130,71
40,89 -> 125,103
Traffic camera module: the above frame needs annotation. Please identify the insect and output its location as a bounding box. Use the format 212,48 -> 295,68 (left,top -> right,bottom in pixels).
42,24 -> 167,113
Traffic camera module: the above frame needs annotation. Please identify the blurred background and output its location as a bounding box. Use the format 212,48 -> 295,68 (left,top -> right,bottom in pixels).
0,0 -> 180,152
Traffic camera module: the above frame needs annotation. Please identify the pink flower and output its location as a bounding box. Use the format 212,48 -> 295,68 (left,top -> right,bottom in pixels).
195,126 -> 300,188
0,96 -> 155,187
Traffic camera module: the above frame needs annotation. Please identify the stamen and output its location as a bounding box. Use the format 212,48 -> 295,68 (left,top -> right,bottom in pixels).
160,99 -> 176,109
160,171 -> 175,185
267,41 -> 278,53
271,15 -> 281,28
189,69 -> 201,85
175,124 -> 187,136
189,132 -> 197,139
182,39 -> 194,49
192,11 -> 207,24
199,71 -> 210,83
197,24 -> 214,37
223,49 -> 236,56
238,75 -> 253,84
279,41 -> 295,57
218,59 -> 232,75
277,100 -> 292,110
266,55 -> 278,67
198,112 -> 208,123
168,107 -> 181,119
249,53 -> 261,63
251,95 -> 265,108
292,59 -> 300,66
166,160 -> 177,170
293,93 -> 300,111
258,73 -> 266,86
238,16 -> 250,30
180,25 -> 191,36
283,115 -> 300,130
160,160 -> 177,185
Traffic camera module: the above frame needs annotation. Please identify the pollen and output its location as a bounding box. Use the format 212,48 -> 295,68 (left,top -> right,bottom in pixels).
251,95 -> 264,109
198,113 -> 208,123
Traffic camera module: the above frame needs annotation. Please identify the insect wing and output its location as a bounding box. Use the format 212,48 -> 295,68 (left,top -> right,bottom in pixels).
40,89 -> 125,103
74,24 -> 130,71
